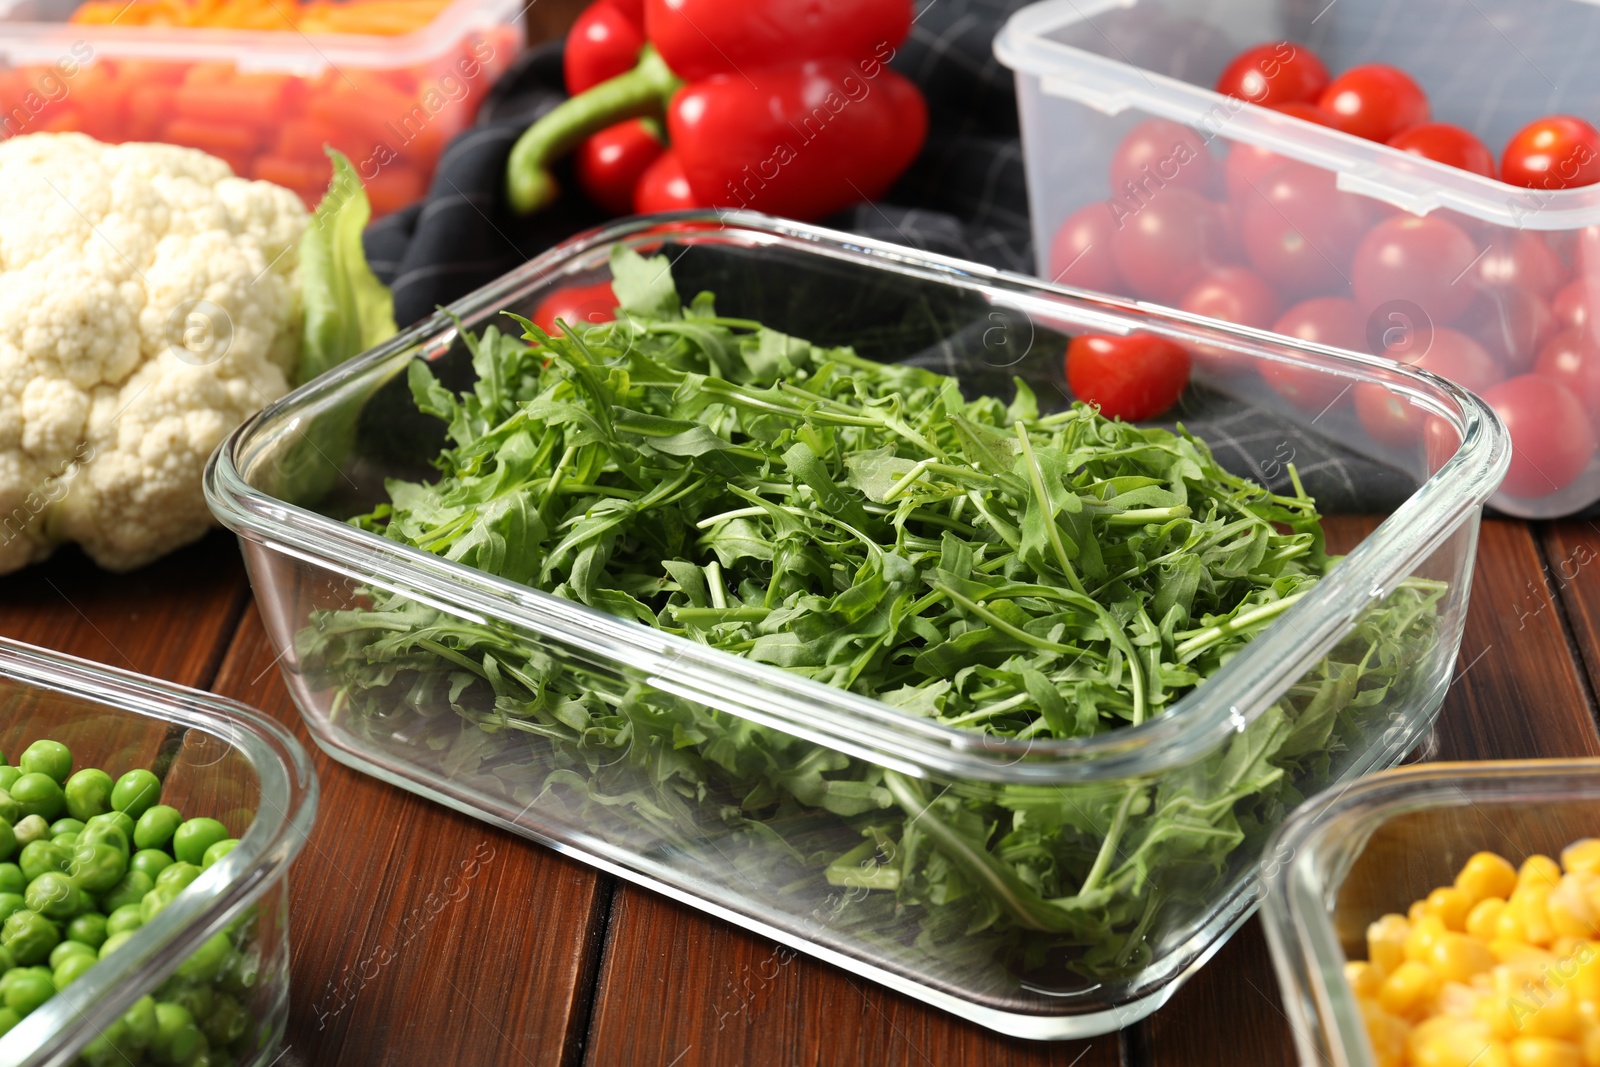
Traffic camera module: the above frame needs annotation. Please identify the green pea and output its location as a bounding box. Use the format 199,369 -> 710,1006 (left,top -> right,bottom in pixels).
9,773 -> 63,821
154,861 -> 201,893
67,911 -> 108,949
172,818 -> 229,867
202,839 -> 240,869
162,984 -> 213,1023
0,865 -> 19,895
133,805 -> 182,851
50,939 -> 97,970
52,952 -> 96,988
2,909 -> 59,964
175,931 -> 232,983
3,966 -> 54,1015
200,991 -> 248,1047
140,882 -> 187,923
12,815 -> 48,849
109,770 -> 161,819
25,872 -> 80,920
81,821 -> 130,860
49,818 -> 84,838
85,810 -> 136,843
52,834 -> 80,852
121,994 -> 157,1048
63,768 -> 113,822
130,848 -> 174,880
0,1005 -> 17,1037
99,930 -> 136,957
106,904 -> 144,937
19,741 -> 71,785
69,841 -> 127,894
99,869 -> 154,914
0,768 -> 18,792
0,791 -> 18,826
18,839 -> 70,882
0,892 -> 24,924
219,946 -> 259,996
154,1001 -> 203,1063
77,1019 -> 131,1067
0,820 -> 13,864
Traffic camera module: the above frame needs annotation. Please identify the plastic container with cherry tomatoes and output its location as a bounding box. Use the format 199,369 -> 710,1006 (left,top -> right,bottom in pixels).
997,0 -> 1600,517
0,0 -> 524,217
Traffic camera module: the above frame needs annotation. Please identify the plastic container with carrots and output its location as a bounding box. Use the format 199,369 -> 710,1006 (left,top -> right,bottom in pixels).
0,0 -> 525,216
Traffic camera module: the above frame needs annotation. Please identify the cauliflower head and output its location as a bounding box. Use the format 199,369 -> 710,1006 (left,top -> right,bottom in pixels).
0,133 -> 309,574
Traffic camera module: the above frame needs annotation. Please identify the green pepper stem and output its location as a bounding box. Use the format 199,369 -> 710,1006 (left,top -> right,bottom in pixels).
506,46 -> 683,214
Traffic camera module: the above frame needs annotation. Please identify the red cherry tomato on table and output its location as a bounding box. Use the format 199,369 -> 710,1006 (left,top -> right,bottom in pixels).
1065,334 -> 1191,420
1456,285 -> 1554,373
633,150 -> 698,213
1264,297 -> 1365,412
1552,278 -> 1593,333
1386,122 -> 1496,179
576,119 -> 665,215
1048,202 -> 1124,292
1535,328 -> 1600,410
1109,119 -> 1213,198
564,1 -> 646,95
1355,328 -> 1503,448
1238,161 -> 1373,298
532,280 -> 619,335
1351,215 -> 1480,325
1480,375 -> 1597,497
1109,187 -> 1232,305
1501,116 -> 1600,190
1317,64 -> 1429,143
1214,41 -> 1330,107
1179,266 -> 1281,375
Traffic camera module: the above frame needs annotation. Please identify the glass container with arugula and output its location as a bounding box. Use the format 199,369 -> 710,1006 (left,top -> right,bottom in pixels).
206,213 -> 1508,1039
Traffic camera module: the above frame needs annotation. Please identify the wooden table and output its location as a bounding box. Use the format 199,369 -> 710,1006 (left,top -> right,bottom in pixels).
4,516 -> 1598,1066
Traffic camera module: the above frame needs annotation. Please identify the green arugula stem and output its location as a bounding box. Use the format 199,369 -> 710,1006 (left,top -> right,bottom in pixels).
1173,592 -> 1309,659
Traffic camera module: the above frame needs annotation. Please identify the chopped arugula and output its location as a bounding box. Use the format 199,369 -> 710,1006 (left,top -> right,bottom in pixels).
298,247 -> 1444,982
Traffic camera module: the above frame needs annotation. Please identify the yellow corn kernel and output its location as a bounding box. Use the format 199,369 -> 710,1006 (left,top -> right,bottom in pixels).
1363,997 -> 1412,1067
1553,878 -> 1600,940
1527,857 -> 1567,891
1411,1022 -> 1511,1067
1462,852 -> 1522,904
1415,899 -> 1436,923
1384,959 -> 1443,1018
1474,900 -> 1513,941
1564,841 -> 1600,878
1371,914 -> 1413,975
1432,933 -> 1499,984
1523,988 -> 1583,1041
1558,938 -> 1591,962
1503,908 -> 1534,944
1515,883 -> 1560,947
1492,941 -> 1560,968
1570,944 -> 1600,1003
1410,916 -> 1452,962
1580,1024 -> 1600,1066
1348,960 -> 1385,997
1439,981 -> 1486,1016
1510,1036 -> 1583,1067
1432,887 -> 1479,932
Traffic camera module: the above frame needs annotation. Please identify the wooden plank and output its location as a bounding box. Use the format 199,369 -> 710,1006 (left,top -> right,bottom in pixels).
584,888 -> 1118,1067
1140,519 -> 1600,1066
207,605 -> 609,1067
1541,519 -> 1600,714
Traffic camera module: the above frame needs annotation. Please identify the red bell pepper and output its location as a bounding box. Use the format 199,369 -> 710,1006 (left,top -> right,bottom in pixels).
564,0 -> 645,95
508,0 -> 924,221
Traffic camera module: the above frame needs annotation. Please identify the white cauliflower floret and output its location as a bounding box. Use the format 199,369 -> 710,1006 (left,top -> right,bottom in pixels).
0,132 -> 310,573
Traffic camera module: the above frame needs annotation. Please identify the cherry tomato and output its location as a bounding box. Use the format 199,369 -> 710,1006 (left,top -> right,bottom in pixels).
633,150 -> 697,213
532,280 -> 618,335
576,119 -> 665,216
1270,101 -> 1336,127
1109,187 -> 1231,305
1179,266 -> 1281,375
1552,278 -> 1593,333
1317,64 -> 1429,143
1455,285 -> 1554,372
1475,231 -> 1566,297
564,1 -> 645,95
1351,215 -> 1480,325
1238,161 -> 1373,298
1109,118 -> 1214,199
1501,115 -> 1600,190
1535,328 -> 1600,410
1386,122 -> 1495,178
1355,328 -> 1503,448
1264,297 -> 1364,411
1214,41 -> 1330,107
1065,333 -> 1191,420
1480,374 -> 1597,497
1223,107 -> 1332,203
1048,202 -> 1124,292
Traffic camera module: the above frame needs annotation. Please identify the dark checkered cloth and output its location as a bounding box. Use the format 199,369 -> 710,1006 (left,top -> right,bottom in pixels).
364,0 -> 1413,513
